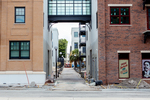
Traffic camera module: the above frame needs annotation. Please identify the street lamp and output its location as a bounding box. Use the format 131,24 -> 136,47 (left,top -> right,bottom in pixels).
54,46 -> 58,79
60,52 -> 62,57
79,49 -> 81,73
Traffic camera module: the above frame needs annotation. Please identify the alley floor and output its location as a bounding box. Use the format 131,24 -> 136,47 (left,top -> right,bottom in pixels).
53,68 -> 97,91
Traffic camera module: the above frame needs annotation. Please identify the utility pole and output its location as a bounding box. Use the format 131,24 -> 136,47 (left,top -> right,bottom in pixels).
54,46 -> 58,79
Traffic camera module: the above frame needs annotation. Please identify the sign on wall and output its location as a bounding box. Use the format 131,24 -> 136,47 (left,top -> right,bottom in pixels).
142,60 -> 150,78
119,60 -> 129,78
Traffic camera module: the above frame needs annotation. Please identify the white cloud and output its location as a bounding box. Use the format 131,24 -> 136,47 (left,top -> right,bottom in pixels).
52,23 -> 79,54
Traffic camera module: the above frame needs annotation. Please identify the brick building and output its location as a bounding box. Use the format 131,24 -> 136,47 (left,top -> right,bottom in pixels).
0,0 -> 45,84
97,0 -> 150,84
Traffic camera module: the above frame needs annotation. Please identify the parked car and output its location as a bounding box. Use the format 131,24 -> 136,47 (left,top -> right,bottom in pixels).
65,64 -> 71,68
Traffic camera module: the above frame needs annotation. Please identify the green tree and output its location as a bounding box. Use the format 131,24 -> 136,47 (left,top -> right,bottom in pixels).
59,39 -> 68,58
69,49 -> 80,68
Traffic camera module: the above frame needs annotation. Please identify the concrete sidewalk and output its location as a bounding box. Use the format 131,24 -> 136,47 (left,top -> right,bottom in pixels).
53,68 -> 97,91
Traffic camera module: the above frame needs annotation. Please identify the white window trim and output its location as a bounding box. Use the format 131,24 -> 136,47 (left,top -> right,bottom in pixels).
141,50 -> 150,53
117,50 -> 130,53
143,30 -> 150,34
119,79 -> 127,80
108,4 -> 132,7
119,79 -> 150,81
109,4 -> 132,25
142,79 -> 150,80
145,4 -> 150,7
110,25 -> 132,27
0,71 -> 46,75
8,59 -> 31,62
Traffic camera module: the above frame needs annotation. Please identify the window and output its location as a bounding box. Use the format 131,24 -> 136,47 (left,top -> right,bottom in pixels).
15,7 -> 25,23
74,32 -> 78,37
82,46 -> 86,53
74,42 -> 78,49
147,8 -> 150,30
142,53 -> 150,78
110,7 -> 130,24
48,0 -> 91,15
118,53 -> 129,79
10,41 -> 30,59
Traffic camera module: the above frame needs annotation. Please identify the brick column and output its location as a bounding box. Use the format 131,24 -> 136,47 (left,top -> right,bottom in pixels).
98,0 -> 107,84
32,0 -> 43,71
0,1 -> 7,71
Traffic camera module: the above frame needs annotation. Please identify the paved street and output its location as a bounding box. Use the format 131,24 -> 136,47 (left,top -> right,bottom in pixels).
0,90 -> 150,100
54,68 -> 96,91
0,68 -> 150,100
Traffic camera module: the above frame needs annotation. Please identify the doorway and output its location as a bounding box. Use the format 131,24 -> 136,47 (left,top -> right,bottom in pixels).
90,50 -> 92,78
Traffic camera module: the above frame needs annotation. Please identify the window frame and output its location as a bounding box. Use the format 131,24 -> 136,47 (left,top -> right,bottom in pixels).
118,53 -> 130,79
48,0 -> 91,15
141,53 -> 150,78
82,46 -> 86,53
74,42 -> 78,49
110,7 -> 130,25
15,7 -> 25,23
74,32 -> 78,37
9,41 -> 30,59
147,8 -> 150,30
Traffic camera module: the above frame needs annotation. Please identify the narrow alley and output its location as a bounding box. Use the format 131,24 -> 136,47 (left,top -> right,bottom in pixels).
53,68 -> 97,91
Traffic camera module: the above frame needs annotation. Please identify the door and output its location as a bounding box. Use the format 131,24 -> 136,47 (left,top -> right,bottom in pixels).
92,57 -> 95,79
46,50 -> 49,79
95,57 -> 98,80
90,50 -> 92,78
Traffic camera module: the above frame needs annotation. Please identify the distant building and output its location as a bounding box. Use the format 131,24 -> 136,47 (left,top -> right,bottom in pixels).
71,27 -> 86,65
71,28 -> 79,51
51,28 -> 59,68
70,46 -> 72,54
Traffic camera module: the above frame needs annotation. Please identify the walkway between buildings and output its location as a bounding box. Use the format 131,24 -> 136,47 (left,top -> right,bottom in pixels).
53,68 -> 97,91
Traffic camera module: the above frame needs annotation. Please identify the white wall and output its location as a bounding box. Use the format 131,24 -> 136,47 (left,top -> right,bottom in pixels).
86,0 -> 98,80
80,36 -> 86,43
71,28 -> 79,51
52,28 -> 59,67
43,0 -> 52,79
0,71 -> 46,85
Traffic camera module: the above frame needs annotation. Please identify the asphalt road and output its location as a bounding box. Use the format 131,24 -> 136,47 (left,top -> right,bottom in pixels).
0,89 -> 150,98
0,68 -> 150,100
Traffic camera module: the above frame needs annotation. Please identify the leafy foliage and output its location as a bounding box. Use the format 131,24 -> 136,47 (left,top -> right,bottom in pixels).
69,49 -> 80,67
59,39 -> 68,58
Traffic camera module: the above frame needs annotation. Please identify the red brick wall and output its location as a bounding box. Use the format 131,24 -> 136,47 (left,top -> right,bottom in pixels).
98,0 -> 150,84
98,0 -> 107,84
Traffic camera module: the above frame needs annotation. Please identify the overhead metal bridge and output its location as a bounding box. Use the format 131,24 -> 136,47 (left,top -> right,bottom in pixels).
48,0 -> 91,23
